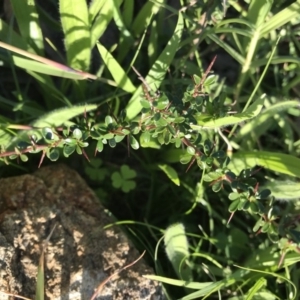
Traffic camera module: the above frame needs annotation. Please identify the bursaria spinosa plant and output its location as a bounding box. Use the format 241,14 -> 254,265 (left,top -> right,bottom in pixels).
0,66 -> 298,265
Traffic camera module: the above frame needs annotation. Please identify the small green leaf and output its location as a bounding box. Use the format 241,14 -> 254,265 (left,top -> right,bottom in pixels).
140,131 -> 150,143
229,200 -> 240,212
105,116 -> 114,126
72,128 -> 82,139
76,145 -> 82,155
203,171 -> 223,182
20,154 -> 28,162
212,181 -> 222,192
187,146 -> 195,155
48,148 -> 60,161
130,135 -> 139,150
108,138 -> 117,148
96,140 -> 104,152
120,165 -> 136,180
258,189 -> 271,199
250,201 -> 259,214
157,164 -> 180,186
140,99 -> 151,108
111,172 -> 122,188
156,95 -> 169,110
180,154 -> 192,164
229,192 -> 240,201
42,128 -> 54,141
63,144 -> 76,156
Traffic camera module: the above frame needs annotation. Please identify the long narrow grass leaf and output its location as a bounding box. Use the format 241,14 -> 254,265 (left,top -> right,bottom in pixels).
126,12 -> 184,119
260,0 -> 300,37
97,43 -> 135,93
10,0 -> 44,51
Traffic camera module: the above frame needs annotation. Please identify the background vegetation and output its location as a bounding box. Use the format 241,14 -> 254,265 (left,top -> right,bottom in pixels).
1,0 -> 300,299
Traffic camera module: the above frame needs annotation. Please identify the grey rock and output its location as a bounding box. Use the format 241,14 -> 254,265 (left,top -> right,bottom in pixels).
0,165 -> 164,300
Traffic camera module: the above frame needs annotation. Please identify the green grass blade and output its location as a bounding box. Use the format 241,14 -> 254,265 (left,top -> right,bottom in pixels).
143,275 -> 213,289
192,94 -> 265,130
10,0 -> 44,51
96,43 -> 135,93
33,104 -> 97,127
245,277 -> 267,300
260,0 -> 300,37
59,0 -> 91,70
206,33 -> 245,65
113,0 -> 135,63
235,100 -> 300,140
131,0 -> 163,36
113,0 -> 133,40
35,250 -> 45,300
0,41 -> 97,80
35,225 -> 57,300
90,0 -> 122,47
234,265 -> 297,300
126,12 -> 184,119
122,0 -> 134,28
247,0 -> 272,27
11,56 -> 95,80
0,20 -> 27,49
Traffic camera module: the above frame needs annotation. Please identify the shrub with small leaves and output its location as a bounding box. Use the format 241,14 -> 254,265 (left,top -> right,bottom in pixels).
0,70 -> 299,263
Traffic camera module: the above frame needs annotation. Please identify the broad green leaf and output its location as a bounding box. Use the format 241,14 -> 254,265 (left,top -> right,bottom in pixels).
126,12 -> 184,119
164,223 -> 193,282
230,151 -> 300,177
130,135 -> 139,149
60,0 -> 91,70
192,95 -> 265,130
97,43 -> 135,93
157,164 -> 180,186
89,0 -> 106,24
263,181 -> 300,200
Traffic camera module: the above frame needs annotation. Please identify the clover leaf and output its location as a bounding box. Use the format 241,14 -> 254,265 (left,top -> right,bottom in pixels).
111,165 -> 137,193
